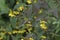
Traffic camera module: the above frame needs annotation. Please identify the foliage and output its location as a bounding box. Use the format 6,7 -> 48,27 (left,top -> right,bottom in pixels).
0,0 -> 60,40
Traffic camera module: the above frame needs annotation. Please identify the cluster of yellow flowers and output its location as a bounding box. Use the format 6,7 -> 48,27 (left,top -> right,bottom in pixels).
7,30 -> 26,35
16,0 -> 32,5
0,29 -> 26,40
9,9 -> 19,17
0,29 -> 26,36
40,20 -> 47,30
0,32 -> 34,40
25,21 -> 32,33
20,37 -> 34,40
9,5 -> 24,17
9,0 -> 38,17
40,20 -> 47,40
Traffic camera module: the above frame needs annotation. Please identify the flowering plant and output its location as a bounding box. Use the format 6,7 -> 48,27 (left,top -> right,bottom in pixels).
0,0 -> 60,40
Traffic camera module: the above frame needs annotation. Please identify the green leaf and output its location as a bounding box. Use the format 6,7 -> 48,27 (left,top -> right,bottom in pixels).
11,35 -> 18,40
10,17 -> 17,28
6,24 -> 12,32
45,0 -> 58,8
0,0 -> 9,14
55,36 -> 60,40
13,3 -> 25,10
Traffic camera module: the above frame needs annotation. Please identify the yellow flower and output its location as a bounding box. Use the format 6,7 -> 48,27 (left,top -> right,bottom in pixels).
34,0 -> 37,3
12,30 -> 18,34
8,32 -> 12,35
40,20 -> 47,24
26,24 -> 32,27
13,11 -> 20,15
17,6 -> 24,11
40,21 -> 47,23
27,0 -> 32,4
1,32 -> 5,36
17,30 -> 26,33
40,20 -> 47,30
9,9 -> 15,17
38,9 -> 43,14
0,32 -> 5,39
40,23 -> 47,30
28,27 -> 32,33
28,21 -> 31,23
16,1 -> 19,4
21,39 -> 24,40
34,16 -> 37,19
9,13 -> 15,17
41,36 -> 47,39
29,37 -> 34,40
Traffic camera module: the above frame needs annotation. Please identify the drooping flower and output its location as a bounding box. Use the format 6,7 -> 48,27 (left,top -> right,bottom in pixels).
40,20 -> 47,30
13,11 -> 20,15
12,30 -> 18,34
16,1 -> 19,4
40,23 -> 47,30
17,30 -> 26,34
21,38 -> 24,40
26,0 -> 32,4
17,5 -> 24,11
29,37 -> 34,40
9,9 -> 15,17
41,35 -> 47,39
